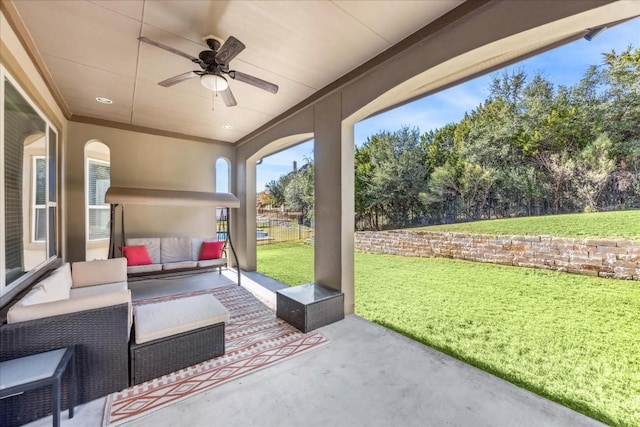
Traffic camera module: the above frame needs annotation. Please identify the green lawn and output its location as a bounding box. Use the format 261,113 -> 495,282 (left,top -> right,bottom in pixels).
414,210 -> 640,241
257,242 -> 640,427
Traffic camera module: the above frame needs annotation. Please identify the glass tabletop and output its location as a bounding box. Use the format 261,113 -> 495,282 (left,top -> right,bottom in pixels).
0,348 -> 68,390
277,283 -> 342,304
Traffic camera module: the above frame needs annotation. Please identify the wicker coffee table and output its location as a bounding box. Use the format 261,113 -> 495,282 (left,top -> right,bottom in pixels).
276,283 -> 344,332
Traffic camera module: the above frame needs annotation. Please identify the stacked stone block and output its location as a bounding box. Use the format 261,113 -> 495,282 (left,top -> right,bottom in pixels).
354,231 -> 640,280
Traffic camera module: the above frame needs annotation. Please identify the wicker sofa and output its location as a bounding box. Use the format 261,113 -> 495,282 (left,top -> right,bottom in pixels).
0,258 -> 132,427
123,236 -> 227,276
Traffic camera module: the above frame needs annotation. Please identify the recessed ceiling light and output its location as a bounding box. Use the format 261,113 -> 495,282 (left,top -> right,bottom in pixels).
222,125 -> 233,129
96,97 -> 113,104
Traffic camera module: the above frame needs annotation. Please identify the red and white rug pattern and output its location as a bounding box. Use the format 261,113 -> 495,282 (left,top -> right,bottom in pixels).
102,285 -> 328,427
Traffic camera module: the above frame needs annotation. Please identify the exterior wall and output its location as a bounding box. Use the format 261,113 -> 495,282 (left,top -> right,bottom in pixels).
355,231 -> 640,280
66,121 -> 235,262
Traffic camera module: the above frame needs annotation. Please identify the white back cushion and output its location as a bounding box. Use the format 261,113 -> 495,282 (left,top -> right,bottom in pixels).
160,237 -> 192,263
72,258 -> 127,288
40,264 -> 72,301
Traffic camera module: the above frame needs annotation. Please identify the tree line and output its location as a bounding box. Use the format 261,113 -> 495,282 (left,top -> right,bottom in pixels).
262,47 -> 640,230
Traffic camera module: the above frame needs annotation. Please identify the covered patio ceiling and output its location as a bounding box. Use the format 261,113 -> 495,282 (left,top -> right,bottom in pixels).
8,1 -> 639,147
7,0 -> 463,143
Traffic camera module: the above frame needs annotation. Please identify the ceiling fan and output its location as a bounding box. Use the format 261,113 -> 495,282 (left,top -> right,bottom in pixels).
139,35 -> 278,107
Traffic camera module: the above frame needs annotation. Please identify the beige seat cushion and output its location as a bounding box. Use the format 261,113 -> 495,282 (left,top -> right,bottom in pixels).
70,281 -> 128,298
71,258 -> 127,288
134,295 -> 229,344
162,261 -> 198,270
197,258 -> 227,268
8,289 -> 131,324
127,264 -> 163,274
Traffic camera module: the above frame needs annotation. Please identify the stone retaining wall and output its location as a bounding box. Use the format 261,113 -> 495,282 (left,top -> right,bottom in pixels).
355,230 -> 640,280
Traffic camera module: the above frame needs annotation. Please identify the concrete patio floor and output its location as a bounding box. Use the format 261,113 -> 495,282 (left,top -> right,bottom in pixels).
25,270 -> 602,427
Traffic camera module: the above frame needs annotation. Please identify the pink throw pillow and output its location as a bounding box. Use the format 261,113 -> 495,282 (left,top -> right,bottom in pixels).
121,245 -> 152,266
199,241 -> 225,260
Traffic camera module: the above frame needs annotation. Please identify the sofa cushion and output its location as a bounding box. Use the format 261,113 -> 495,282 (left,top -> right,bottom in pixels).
17,284 -> 49,306
128,264 -> 163,274
70,281 -> 128,298
39,263 -> 72,302
8,289 -> 132,324
197,258 -> 227,268
133,294 -> 229,344
160,237 -> 192,263
198,241 -> 225,260
162,260 -> 198,270
121,246 -> 153,266
126,238 -> 161,264
72,258 -> 128,288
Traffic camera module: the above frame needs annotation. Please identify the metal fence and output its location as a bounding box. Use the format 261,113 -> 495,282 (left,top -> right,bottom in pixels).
256,210 -> 314,244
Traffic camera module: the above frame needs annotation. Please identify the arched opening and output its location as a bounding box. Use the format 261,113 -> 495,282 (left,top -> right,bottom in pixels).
215,157 -> 230,193
84,141 -> 111,260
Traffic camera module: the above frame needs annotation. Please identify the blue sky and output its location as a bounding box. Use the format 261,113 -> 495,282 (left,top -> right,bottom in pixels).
256,17 -> 640,192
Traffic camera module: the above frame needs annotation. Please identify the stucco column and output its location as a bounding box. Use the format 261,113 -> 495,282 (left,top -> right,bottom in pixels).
314,93 -> 355,314
233,157 -> 257,271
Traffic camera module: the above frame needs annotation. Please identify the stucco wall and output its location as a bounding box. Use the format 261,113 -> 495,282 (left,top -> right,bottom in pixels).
355,230 -> 640,280
66,121 -> 235,262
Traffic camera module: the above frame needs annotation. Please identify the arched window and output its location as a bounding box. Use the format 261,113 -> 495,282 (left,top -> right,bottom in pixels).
85,141 -> 110,260
216,157 -> 230,193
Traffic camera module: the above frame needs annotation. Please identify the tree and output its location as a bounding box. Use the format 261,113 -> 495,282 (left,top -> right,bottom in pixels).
574,135 -> 616,212
284,162 -> 314,225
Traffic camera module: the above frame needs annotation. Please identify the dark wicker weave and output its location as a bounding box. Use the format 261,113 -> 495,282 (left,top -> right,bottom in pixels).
276,285 -> 344,333
129,322 -> 225,385
0,303 -> 130,427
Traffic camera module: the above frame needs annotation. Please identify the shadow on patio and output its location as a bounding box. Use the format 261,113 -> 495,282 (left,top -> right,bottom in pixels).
26,270 -> 601,427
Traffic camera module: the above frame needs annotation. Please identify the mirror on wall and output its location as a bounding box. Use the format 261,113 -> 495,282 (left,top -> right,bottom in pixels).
3,77 -> 56,287
85,141 -> 111,261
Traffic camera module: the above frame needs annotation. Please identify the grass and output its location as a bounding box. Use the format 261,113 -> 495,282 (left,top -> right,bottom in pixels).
257,242 -> 640,427
414,210 -> 640,241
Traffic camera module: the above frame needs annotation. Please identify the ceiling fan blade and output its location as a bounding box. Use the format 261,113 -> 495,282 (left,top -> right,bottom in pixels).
219,87 -> 237,107
228,70 -> 278,94
215,36 -> 245,65
158,71 -> 200,87
138,36 -> 202,65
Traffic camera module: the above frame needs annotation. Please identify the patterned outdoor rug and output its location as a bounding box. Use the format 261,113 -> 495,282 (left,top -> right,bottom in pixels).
103,285 -> 328,426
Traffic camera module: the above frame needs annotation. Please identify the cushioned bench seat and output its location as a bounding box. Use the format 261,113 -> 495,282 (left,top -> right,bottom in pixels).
129,294 -> 229,385
124,237 -> 227,276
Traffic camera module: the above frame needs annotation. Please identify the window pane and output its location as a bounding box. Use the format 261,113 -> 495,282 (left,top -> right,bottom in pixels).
48,206 -> 57,257
216,158 -> 229,193
48,128 -> 56,202
88,161 -> 110,206
34,207 -> 46,241
4,77 -> 46,285
88,207 -> 110,240
35,157 -> 46,205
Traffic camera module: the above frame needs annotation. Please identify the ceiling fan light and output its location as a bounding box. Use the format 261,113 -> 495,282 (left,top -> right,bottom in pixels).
200,74 -> 228,91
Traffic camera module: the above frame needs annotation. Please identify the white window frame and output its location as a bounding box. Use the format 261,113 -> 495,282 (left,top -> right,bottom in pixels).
32,155 -> 46,242
1,67 -> 58,297
86,157 -> 110,241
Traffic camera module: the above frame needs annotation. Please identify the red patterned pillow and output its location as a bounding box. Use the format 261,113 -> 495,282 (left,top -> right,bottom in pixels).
121,245 -> 152,266
199,241 -> 225,260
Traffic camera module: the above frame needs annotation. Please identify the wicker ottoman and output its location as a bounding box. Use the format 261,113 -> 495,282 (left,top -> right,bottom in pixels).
129,294 -> 229,385
276,283 -> 344,333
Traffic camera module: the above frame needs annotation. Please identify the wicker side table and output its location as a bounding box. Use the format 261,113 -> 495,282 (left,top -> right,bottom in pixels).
276,283 -> 344,333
